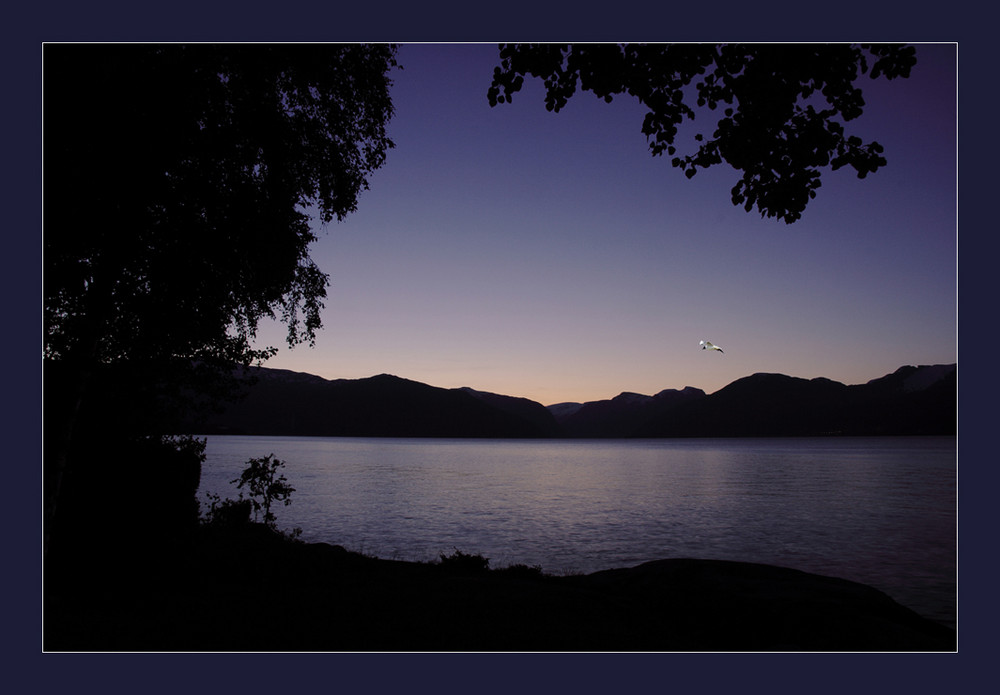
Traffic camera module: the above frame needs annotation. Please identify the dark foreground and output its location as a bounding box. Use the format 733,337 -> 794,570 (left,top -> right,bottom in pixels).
44,525 -> 955,652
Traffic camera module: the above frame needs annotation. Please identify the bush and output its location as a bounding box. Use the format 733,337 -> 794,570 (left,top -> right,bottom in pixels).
200,454 -> 302,541
438,549 -> 490,575
230,454 -> 295,529
51,433 -> 205,555
201,492 -> 252,527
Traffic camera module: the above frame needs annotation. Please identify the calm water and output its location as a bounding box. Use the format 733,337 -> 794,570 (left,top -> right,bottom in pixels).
197,435 -> 956,628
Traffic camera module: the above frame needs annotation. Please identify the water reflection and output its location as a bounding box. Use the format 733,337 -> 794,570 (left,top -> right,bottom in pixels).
198,435 -> 956,627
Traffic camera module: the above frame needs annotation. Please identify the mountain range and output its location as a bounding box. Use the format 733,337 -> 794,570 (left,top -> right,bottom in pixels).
186,363 -> 956,439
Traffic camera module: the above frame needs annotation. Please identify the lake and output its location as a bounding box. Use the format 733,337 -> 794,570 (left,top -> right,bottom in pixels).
196,435 -> 956,628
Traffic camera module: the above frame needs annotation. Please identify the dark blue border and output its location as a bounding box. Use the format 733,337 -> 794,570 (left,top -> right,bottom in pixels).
22,2 -> 980,692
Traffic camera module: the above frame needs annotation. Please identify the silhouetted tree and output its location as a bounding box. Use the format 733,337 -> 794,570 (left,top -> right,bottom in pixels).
488,43 -> 916,223
43,44 -> 398,551
231,454 -> 296,529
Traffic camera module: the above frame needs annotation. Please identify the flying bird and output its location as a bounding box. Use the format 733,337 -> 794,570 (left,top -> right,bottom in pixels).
700,340 -> 724,353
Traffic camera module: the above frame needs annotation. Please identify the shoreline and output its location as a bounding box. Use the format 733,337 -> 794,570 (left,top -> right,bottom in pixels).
43,524 -> 956,652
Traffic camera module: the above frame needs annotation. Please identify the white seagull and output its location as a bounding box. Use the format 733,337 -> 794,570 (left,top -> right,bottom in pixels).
700,340 -> 724,353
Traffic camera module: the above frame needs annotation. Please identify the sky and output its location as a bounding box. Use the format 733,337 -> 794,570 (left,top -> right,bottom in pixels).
250,43 -> 957,406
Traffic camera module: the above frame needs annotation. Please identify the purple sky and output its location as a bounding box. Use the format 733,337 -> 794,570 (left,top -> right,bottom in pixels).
251,43 -> 957,406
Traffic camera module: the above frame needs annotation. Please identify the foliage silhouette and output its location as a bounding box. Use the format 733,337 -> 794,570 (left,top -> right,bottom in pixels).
45,44 -> 397,366
45,432 -> 206,569
488,43 -> 916,223
438,548 -> 491,575
43,43 -> 398,552
230,454 -> 296,529
202,492 -> 254,528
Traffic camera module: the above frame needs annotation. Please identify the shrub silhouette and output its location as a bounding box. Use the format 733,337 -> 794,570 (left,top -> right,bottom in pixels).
438,549 -> 490,575
231,454 -> 295,529
201,454 -> 302,542
202,492 -> 253,527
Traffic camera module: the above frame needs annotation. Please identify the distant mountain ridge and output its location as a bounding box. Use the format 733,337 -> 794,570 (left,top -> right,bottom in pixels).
633,366 -> 955,437
196,369 -> 559,438
550,386 -> 707,438
187,364 -> 955,438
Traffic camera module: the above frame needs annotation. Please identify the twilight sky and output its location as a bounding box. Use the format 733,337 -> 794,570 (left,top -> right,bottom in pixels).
250,43 -> 957,406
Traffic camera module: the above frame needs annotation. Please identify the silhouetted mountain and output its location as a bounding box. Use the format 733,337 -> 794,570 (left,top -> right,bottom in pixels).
186,364 -> 955,439
190,369 -> 554,438
634,364 -> 956,438
455,387 -> 560,436
552,387 -> 706,438
547,402 -> 584,420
